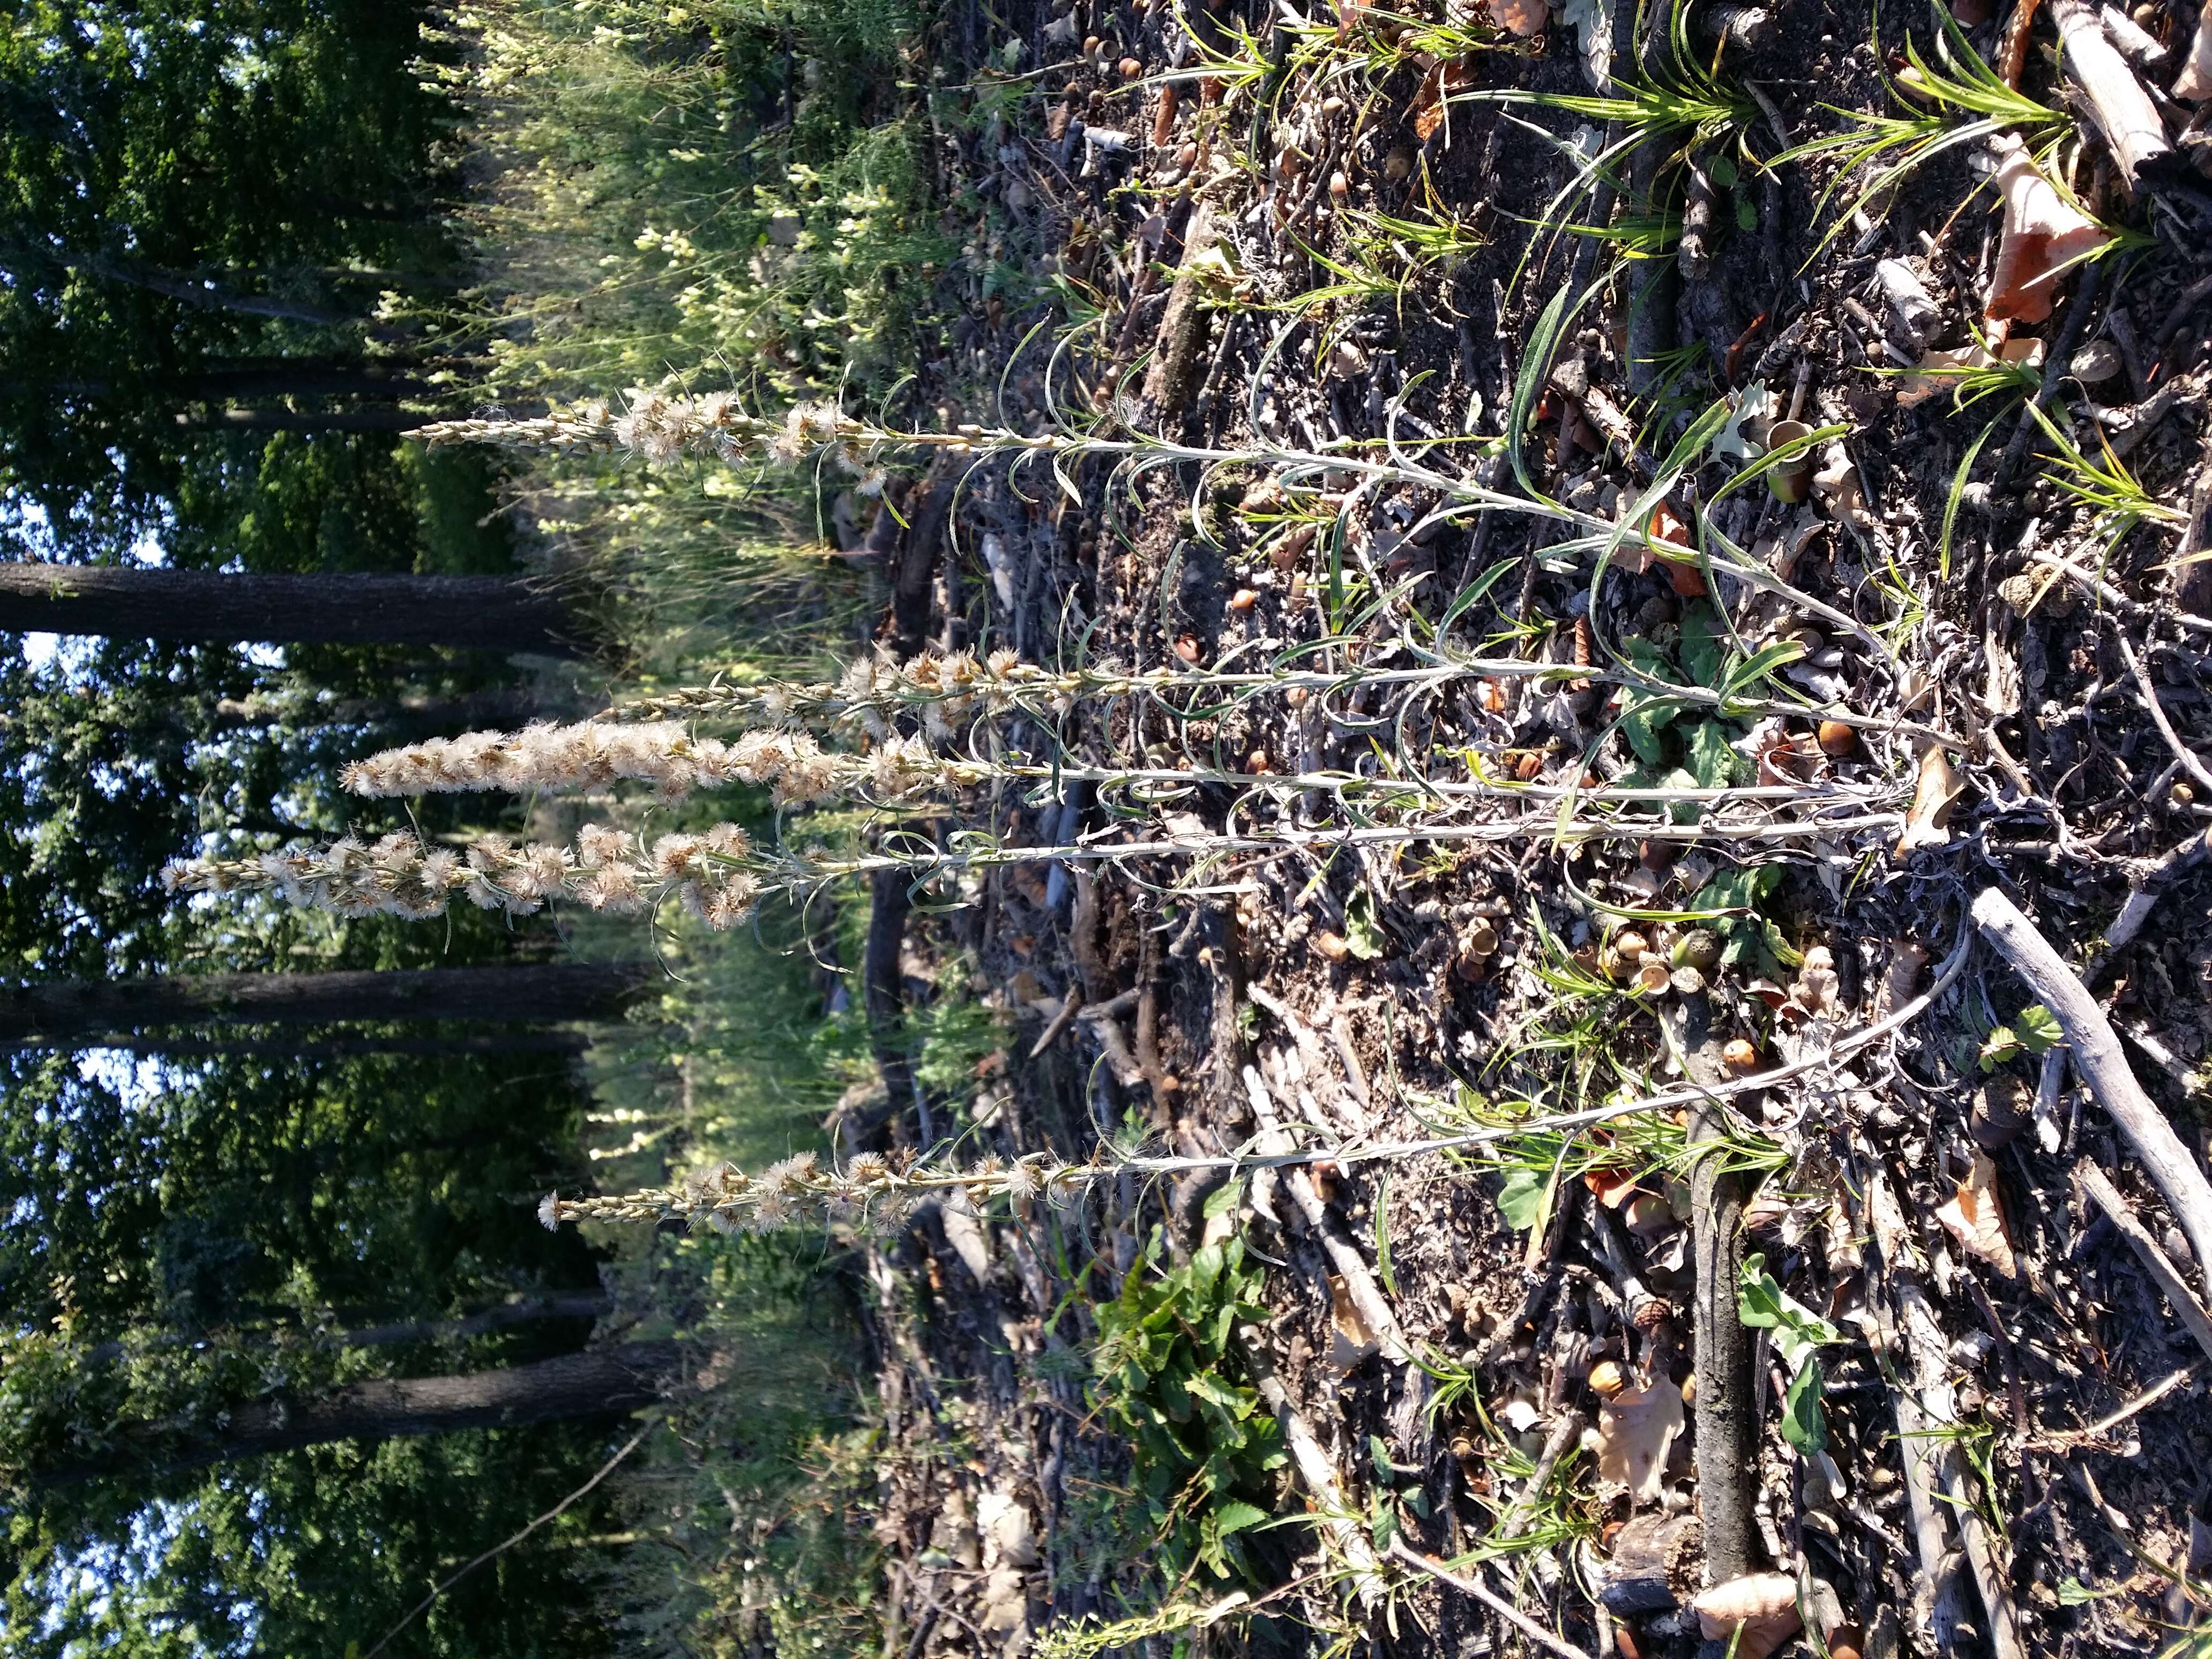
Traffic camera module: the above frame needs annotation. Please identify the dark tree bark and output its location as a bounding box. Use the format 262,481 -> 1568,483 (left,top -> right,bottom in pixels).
0,564 -> 585,654
211,687 -> 542,731
862,866 -> 917,1149
83,1293 -> 614,1368
0,963 -> 652,1044
41,1341 -> 679,1487
2,1030 -> 592,1060
175,406 -> 437,434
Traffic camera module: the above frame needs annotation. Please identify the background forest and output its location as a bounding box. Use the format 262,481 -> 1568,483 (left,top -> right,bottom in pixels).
2,2 -> 921,1653
14,0 -> 2212,1658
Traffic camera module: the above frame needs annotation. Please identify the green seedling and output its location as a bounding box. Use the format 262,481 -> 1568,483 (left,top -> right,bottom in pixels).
1777,1 -> 2071,261
1979,1002 -> 2062,1071
2025,402 -> 2190,554
1738,1252 -> 1842,1454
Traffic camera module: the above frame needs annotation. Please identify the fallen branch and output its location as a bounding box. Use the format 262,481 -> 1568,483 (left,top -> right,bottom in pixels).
1972,886 -> 2212,1276
2096,825 -> 2212,961
1385,1536 -> 1596,1659
2050,0 -> 2176,191
1138,205 -> 1216,422
1861,1168 -> 2027,1659
2074,1160 -> 2212,1365
1242,1064 -> 1414,1364
1237,1325 -> 1386,1609
1662,995 -> 1759,1585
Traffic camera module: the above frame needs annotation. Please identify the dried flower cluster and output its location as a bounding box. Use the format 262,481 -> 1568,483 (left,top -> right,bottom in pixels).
418,389 -> 897,480
163,823 -> 762,929
340,721 -> 999,806
619,646 -> 1112,731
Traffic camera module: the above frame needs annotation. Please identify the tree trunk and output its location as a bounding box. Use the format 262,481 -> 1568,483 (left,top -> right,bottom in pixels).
76,255 -> 358,326
176,407 -> 437,434
41,1340 -> 680,1487
0,564 -> 585,654
2,1029 -> 592,1060
82,1293 -> 614,1368
0,963 -> 652,1044
211,687 -> 541,731
31,358 -> 432,405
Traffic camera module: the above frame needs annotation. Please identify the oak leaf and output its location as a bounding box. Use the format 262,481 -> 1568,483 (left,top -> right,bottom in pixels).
1595,1376 -> 1684,1505
1935,1151 -> 2019,1279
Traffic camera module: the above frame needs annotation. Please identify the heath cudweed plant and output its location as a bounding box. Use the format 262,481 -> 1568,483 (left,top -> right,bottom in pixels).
163,823 -> 763,930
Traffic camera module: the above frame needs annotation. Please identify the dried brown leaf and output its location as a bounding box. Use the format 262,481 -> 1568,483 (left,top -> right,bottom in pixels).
1691,1573 -> 1804,1659
1496,0 -> 1548,37
1987,136 -> 2105,326
1895,746 -> 1964,857
1328,1273 -> 1379,1371
1595,1376 -> 1684,1505
1935,1150 -> 2020,1278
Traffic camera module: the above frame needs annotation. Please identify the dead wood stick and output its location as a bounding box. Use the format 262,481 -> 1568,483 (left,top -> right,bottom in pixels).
1242,1064 -> 1414,1363
1027,987 -> 1085,1059
1498,1409 -> 1587,1543
2173,439 -> 2212,619
1862,1169 -> 2023,1659
1079,995 -> 1148,1089
2110,619 -> 2212,798
2074,1160 -> 2212,1365
2096,826 -> 2212,961
1237,1325 -> 1386,1609
2049,0 -> 2175,190
1972,886 -> 2212,1277
2029,550 -> 2212,637
1138,205 -> 1216,422
1662,997 -> 1759,1585
1385,1537 -> 1596,1659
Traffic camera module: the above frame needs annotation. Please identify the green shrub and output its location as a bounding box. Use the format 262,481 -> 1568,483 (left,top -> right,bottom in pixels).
1088,1219 -> 1287,1585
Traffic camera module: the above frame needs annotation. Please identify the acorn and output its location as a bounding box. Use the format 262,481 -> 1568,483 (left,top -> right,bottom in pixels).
1817,719 -> 1858,757
1328,169 -> 1350,204
1612,929 -> 1649,967
1675,928 -> 1722,972
1314,931 -> 1351,963
1680,1371 -> 1698,1407
1119,56 -> 1143,79
1587,1358 -> 1628,1399
1245,750 -> 1272,775
1384,146 -> 1414,182
1722,1038 -> 1761,1074
1228,588 -> 1259,612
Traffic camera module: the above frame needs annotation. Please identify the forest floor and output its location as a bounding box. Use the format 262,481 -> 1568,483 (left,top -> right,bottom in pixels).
798,0 -> 2212,1655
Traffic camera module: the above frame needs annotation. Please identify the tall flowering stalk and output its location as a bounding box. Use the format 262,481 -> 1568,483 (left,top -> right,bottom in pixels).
338,722 -> 1004,808
539,921 -> 1969,1236
164,824 -> 761,930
